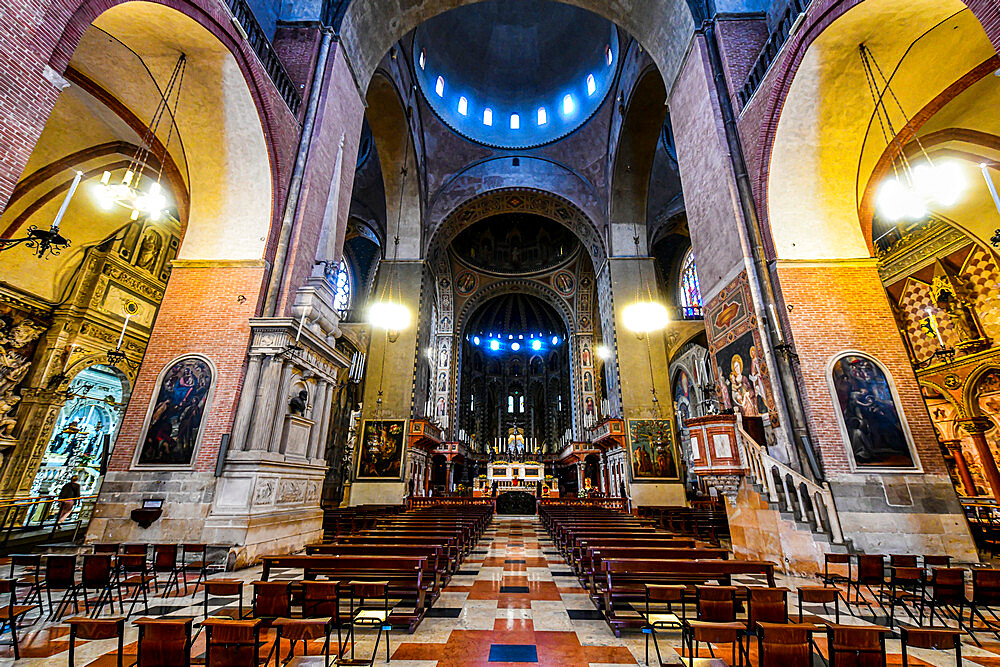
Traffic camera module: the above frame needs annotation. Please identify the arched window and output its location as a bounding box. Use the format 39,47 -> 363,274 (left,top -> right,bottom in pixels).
828,352 -> 918,471
508,395 -> 514,413
331,260 -> 351,316
678,248 -> 703,318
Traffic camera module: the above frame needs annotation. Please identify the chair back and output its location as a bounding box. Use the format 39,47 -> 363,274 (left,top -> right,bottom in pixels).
93,543 -> 120,554
889,554 -> 917,568
747,587 -> 787,626
252,581 -> 291,618
152,544 -> 178,572
756,622 -> 811,666
69,617 -> 125,641
136,618 -> 192,667
301,580 -> 340,619
118,554 -> 148,575
923,555 -> 951,568
45,554 -> 77,589
123,544 -> 148,556
82,554 -> 114,588
205,620 -> 260,667
695,585 -> 737,622
973,568 -> 1000,606
9,553 -> 39,579
855,555 -> 885,586
828,625 -> 886,667
931,568 -> 966,605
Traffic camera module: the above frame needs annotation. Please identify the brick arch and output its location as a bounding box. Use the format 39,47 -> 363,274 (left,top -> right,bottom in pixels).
428,188 -> 606,270
962,363 -> 1000,418
746,0 -> 1000,259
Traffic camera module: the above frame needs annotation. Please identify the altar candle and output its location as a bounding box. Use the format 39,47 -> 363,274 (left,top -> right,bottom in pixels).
52,171 -> 83,232
927,308 -> 944,346
116,314 -> 131,350
296,317 -> 305,342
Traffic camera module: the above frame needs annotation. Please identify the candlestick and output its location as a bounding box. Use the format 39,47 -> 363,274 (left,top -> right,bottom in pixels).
116,314 -> 131,351
52,171 -> 83,232
927,309 -> 945,346
296,317 -> 305,343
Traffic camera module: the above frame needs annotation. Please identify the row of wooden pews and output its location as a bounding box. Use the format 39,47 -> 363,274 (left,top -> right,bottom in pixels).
539,504 -> 776,637
261,503 -> 493,633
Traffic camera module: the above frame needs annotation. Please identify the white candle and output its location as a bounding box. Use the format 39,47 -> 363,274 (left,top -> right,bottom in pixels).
927,309 -> 944,346
116,314 -> 131,350
296,317 -> 305,342
52,171 -> 83,232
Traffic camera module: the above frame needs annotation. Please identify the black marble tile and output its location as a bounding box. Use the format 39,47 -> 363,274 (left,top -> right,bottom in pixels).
426,607 -> 463,618
504,559 -> 526,564
567,609 -> 604,620
550,571 -> 575,577
499,585 -> 530,593
489,644 -> 538,662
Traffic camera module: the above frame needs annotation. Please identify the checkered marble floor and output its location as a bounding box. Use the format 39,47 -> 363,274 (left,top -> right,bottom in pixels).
7,516 -> 1000,665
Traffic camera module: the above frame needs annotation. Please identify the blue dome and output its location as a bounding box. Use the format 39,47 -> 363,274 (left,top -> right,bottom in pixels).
413,0 -> 619,149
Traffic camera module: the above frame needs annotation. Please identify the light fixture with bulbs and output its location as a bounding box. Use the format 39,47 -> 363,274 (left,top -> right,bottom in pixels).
623,301 -> 670,334
96,53 -> 186,224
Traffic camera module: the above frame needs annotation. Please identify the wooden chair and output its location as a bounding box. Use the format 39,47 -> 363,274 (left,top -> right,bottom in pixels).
682,585 -> 744,666
899,626 -> 963,666
67,616 -> 126,667
850,554 -> 886,619
926,568 -> 968,629
181,543 -> 212,595
342,580 -> 391,666
202,579 -> 245,621
642,583 -> 685,667
8,554 -> 42,619
45,554 -> 82,621
886,566 -> 925,627
80,553 -> 118,617
746,586 -> 788,631
201,617 -> 263,667
756,621 -> 816,667
823,553 -> 851,587
151,545 -> 184,597
826,624 -> 890,667
93,543 -> 121,555
797,585 -> 840,623
134,617 -> 192,667
118,553 -> 156,618
0,579 -> 33,660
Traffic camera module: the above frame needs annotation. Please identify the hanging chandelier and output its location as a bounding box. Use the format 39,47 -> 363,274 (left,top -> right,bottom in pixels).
96,53 -> 186,222
623,222 -> 670,336
860,44 -> 966,223
368,128 -> 413,336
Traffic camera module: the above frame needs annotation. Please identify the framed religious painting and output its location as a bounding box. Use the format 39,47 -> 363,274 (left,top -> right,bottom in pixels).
627,419 -> 681,480
135,355 -> 215,468
356,419 -> 407,479
827,352 -> 920,472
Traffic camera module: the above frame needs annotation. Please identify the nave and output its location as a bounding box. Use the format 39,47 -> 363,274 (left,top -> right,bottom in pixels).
6,507 -> 1000,666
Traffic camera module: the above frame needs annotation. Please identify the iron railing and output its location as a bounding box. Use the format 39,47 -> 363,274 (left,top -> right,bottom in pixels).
223,0 -> 302,114
0,494 -> 99,547
736,0 -> 811,109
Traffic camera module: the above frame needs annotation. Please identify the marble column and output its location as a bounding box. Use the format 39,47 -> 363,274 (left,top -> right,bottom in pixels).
248,357 -> 284,451
576,461 -> 584,493
267,362 -> 297,453
959,418 -> 1000,499
447,460 -> 454,494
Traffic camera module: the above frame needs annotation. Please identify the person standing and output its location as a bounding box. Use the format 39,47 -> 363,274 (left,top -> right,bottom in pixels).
55,474 -> 80,527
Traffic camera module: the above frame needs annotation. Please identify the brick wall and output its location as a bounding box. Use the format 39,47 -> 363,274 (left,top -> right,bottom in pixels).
107,264 -> 265,473
776,262 -> 944,478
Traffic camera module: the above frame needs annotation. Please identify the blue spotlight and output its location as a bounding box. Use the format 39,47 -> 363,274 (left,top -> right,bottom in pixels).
511,342 -> 521,351
531,340 -> 541,351
489,339 -> 500,351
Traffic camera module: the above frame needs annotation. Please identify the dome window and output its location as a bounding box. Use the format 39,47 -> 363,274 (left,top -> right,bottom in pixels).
484,108 -> 493,126
435,76 -> 445,97
458,96 -> 468,115
537,107 -> 547,125
562,94 -> 575,115
419,49 -> 426,70
510,113 -> 520,130
587,74 -> 596,96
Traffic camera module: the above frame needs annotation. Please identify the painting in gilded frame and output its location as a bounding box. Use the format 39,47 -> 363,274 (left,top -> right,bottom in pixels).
627,419 -> 681,480
356,419 -> 406,479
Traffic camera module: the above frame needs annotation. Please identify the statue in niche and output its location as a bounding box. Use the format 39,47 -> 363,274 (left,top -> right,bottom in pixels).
289,389 -> 308,416
0,394 -> 20,438
135,229 -> 162,273
931,271 -> 989,353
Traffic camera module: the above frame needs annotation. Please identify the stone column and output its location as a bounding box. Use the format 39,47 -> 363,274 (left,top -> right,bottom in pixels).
959,419 -> 1000,499
314,382 -> 335,460
248,356 -> 285,451
307,381 -> 329,459
267,362 -> 297,453
446,460 -> 454,494
576,461 -> 584,493
229,353 -> 264,451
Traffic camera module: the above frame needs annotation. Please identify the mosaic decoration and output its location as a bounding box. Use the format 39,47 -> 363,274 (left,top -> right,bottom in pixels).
628,418 -> 680,480
830,354 -> 915,469
553,270 -> 575,297
456,271 -> 478,296
137,357 -> 213,466
357,419 -> 406,479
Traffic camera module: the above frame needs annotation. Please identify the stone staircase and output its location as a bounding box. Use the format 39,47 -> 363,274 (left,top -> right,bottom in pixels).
727,427 -> 854,576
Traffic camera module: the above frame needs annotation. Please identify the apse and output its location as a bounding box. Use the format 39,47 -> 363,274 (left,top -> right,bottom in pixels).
412,0 -> 619,148
458,293 -> 571,453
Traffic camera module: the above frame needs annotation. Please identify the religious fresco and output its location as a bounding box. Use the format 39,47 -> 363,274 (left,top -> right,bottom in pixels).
357,419 -> 406,479
715,331 -> 768,417
628,418 -> 680,480
704,272 -> 776,415
830,354 -> 915,469
137,357 -> 213,466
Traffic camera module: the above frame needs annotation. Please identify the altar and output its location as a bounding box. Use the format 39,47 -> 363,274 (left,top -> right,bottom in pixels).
473,460 -> 558,497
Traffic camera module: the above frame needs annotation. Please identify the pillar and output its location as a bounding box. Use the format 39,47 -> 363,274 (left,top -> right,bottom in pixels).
576,461 -> 584,493
942,439 -> 977,497
229,353 -> 264,450
959,418 -> 1000,499
447,460 -> 454,494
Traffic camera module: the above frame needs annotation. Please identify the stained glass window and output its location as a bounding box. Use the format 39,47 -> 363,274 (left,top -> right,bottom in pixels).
679,248 -> 703,318
331,260 -> 351,316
